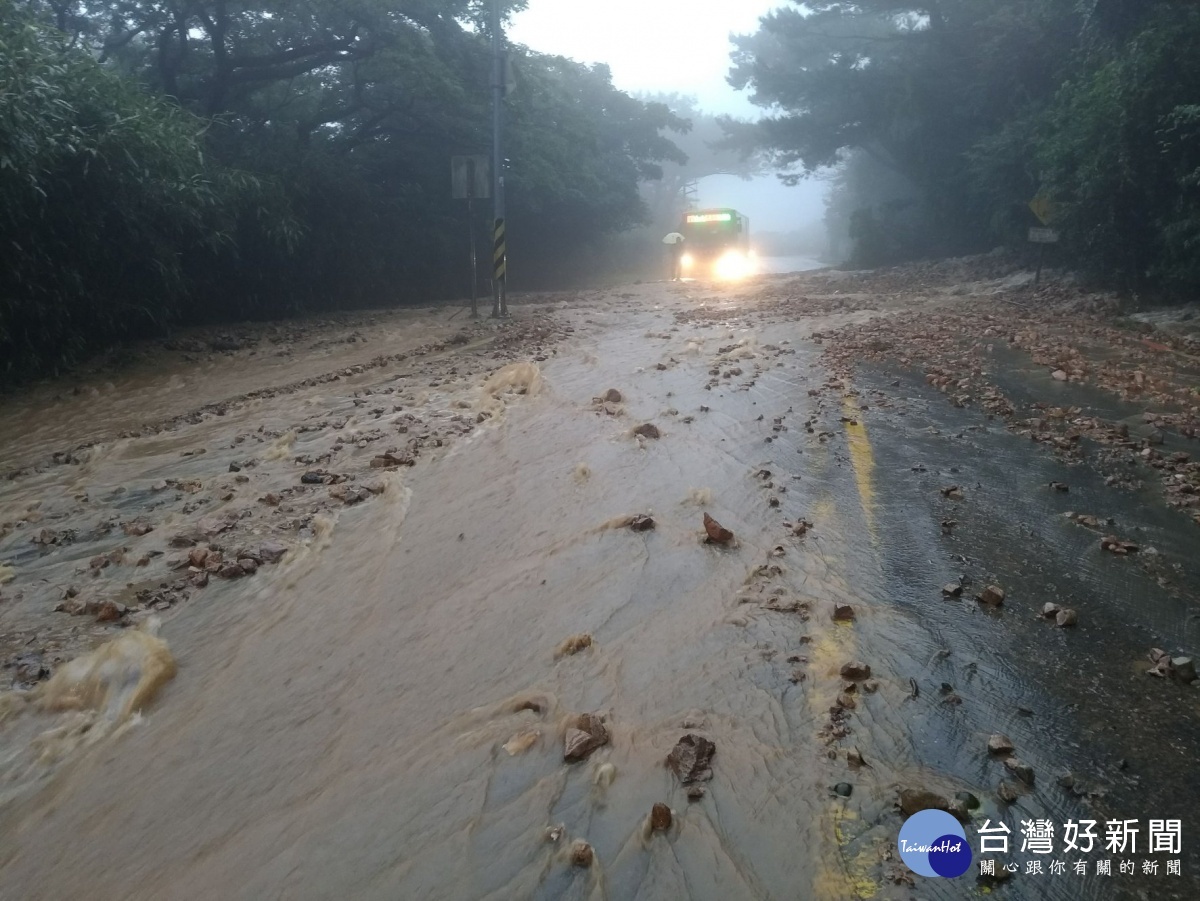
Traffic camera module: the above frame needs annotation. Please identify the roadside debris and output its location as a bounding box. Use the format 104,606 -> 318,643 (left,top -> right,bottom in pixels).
1100,535 -> 1139,555
897,788 -> 957,819
632,422 -> 661,440
570,840 -> 594,868
839,661 -> 871,680
1004,757 -> 1035,785
1066,512 -> 1109,529
987,733 -> 1015,755
667,733 -> 716,784
703,513 -> 734,545
628,513 -> 655,532
976,585 -> 1005,607
1040,603 -> 1079,627
563,712 -> 610,762
832,604 -> 856,622
649,803 -> 673,832
1147,649 -> 1197,683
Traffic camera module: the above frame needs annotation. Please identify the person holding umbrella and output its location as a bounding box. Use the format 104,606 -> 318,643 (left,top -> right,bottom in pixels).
662,231 -> 686,280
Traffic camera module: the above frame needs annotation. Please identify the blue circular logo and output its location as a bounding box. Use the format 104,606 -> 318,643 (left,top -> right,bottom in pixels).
898,809 -> 972,878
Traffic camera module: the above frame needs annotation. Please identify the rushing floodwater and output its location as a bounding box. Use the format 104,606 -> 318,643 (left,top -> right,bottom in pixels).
0,276 -> 1196,899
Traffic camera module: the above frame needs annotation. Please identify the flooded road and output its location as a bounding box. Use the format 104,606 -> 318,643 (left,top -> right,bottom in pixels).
1,271 -> 1198,899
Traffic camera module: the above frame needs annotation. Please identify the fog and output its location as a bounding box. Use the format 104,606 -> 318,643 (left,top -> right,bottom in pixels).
510,0 -> 829,254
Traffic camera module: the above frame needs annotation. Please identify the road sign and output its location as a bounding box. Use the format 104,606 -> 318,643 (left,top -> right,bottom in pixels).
452,155 -> 490,200
1028,227 -> 1060,244
1029,194 -> 1056,225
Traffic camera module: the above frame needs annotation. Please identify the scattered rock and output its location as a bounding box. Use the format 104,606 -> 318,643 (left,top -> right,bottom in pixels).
198,513 -> 238,537
1004,757 -> 1035,785
628,513 -> 655,532
570,840 -> 594,868
940,485 -> 964,500
370,452 -> 414,468
997,780 -> 1023,803
832,604 -> 856,622
121,521 -> 154,537
667,733 -> 716,784
976,585 -> 1005,606
633,423 -> 660,440
703,513 -> 734,545
1171,656 -> 1197,684
1052,369 -> 1068,381
987,734 -> 1015,755
897,788 -> 954,818
544,824 -> 564,843
603,388 -> 622,403
839,661 -> 871,681
563,713 -> 610,762
650,802 -> 673,832
942,582 -> 963,598
1055,608 -> 1078,627
10,652 -> 49,687
1100,535 -> 1139,555
955,791 -> 980,810
1041,602 -> 1060,617
94,600 -> 125,623
258,541 -> 288,564
833,782 -> 853,797
1049,481 -> 1069,492
217,562 -> 246,579
686,786 -> 706,802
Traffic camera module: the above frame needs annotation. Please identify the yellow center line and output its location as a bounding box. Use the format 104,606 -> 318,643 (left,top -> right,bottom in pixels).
841,395 -> 877,542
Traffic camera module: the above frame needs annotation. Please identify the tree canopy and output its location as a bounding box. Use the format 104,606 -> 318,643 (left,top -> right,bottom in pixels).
0,0 -> 686,382
729,0 -> 1200,292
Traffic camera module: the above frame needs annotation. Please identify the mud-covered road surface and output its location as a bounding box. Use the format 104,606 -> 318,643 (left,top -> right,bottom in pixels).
1,261 -> 1198,900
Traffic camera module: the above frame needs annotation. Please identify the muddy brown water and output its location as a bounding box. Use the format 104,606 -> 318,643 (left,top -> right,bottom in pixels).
0,280 -> 1197,899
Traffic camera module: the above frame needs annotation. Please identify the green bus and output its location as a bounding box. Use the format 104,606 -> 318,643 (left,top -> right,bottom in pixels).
679,208 -> 755,279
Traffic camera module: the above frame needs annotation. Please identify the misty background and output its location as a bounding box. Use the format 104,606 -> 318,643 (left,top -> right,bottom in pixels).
3,0 -> 1198,385
511,0 -> 832,264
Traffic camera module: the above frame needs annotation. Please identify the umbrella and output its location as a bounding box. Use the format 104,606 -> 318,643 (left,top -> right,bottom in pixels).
662,232 -> 685,245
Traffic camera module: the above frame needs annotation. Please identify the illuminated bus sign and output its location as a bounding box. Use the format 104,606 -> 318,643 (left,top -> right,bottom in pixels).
686,212 -> 733,223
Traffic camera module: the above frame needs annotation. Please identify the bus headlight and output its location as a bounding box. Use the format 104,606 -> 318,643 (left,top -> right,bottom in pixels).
714,250 -> 752,280
680,253 -> 694,269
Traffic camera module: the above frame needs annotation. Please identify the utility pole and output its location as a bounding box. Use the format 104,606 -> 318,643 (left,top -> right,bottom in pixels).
490,0 -> 507,318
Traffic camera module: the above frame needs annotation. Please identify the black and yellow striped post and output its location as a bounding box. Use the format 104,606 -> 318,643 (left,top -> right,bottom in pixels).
491,217 -> 507,317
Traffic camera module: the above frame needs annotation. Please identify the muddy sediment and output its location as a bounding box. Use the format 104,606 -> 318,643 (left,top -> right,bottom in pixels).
0,263 -> 1197,899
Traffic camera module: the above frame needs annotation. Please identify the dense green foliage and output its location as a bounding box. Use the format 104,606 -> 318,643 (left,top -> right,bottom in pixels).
0,0 -> 685,381
731,0 -> 1200,294
0,4 -> 263,377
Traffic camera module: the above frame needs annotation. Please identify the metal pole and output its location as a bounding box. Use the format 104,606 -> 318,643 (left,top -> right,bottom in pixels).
468,188 -> 477,317
491,0 -> 507,318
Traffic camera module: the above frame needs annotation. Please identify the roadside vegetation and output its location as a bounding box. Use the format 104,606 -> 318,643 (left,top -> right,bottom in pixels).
0,0 -> 685,384
730,0 -> 1200,290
